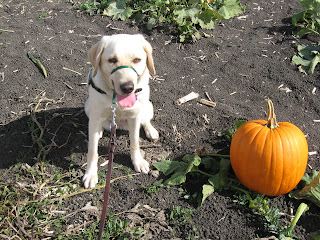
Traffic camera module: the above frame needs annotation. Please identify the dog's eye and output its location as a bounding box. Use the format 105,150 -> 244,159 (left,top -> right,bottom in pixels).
133,58 -> 141,63
108,58 -> 118,64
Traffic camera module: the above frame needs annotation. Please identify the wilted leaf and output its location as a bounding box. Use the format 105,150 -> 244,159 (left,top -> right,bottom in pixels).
200,184 -> 215,205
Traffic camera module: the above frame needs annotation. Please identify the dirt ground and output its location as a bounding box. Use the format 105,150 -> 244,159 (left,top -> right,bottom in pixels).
1,0 -> 320,239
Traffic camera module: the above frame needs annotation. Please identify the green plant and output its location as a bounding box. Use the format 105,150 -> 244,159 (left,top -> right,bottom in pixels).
103,214 -> 129,239
233,191 -> 283,235
37,13 -> 47,19
169,205 -> 194,226
218,120 -> 246,143
289,170 -> 320,207
280,203 -> 309,239
153,153 -> 233,206
142,179 -> 165,197
292,44 -> 320,74
233,188 -> 309,239
292,0 -> 320,38
79,0 -> 243,42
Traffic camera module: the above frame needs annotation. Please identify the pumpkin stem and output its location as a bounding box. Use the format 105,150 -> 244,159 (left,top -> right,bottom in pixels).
266,99 -> 279,129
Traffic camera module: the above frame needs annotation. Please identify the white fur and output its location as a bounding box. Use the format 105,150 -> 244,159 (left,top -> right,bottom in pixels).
82,34 -> 159,189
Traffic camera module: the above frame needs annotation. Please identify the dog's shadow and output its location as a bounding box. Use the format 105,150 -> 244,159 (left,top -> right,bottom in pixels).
0,107 -> 138,171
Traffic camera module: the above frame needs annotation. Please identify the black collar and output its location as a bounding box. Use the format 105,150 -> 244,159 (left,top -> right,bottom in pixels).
88,69 -> 108,95
88,68 -> 142,95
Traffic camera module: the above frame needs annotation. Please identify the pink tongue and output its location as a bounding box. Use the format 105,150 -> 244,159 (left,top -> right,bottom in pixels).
117,94 -> 137,108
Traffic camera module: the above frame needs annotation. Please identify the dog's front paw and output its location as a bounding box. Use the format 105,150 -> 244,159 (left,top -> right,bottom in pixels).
82,171 -> 98,189
132,158 -> 150,174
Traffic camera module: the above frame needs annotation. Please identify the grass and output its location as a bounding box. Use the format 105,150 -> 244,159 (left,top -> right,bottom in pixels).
0,95 -> 144,239
169,205 -> 199,239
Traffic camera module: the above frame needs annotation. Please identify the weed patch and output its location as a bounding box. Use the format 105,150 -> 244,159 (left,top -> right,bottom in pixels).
78,0 -> 244,42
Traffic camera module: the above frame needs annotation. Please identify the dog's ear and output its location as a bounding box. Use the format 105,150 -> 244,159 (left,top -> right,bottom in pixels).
138,35 -> 156,75
88,36 -> 109,78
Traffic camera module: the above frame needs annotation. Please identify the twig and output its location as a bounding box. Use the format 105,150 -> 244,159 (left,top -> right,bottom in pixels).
18,173 -> 140,206
15,216 -> 33,239
5,218 -> 24,240
63,67 -> 82,75
61,220 -> 95,236
0,29 -> 15,32
200,99 -> 216,107
205,92 -> 213,102
33,179 -> 50,198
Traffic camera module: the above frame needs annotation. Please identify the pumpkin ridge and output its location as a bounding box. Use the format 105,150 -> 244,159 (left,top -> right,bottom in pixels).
278,125 -> 297,194
245,122 -> 269,192
272,128 -> 285,196
259,126 -> 272,194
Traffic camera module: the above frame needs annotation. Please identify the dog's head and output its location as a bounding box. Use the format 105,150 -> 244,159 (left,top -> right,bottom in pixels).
88,34 -> 155,97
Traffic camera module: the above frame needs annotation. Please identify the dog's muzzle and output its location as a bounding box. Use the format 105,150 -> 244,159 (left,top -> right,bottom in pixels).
110,65 -> 139,77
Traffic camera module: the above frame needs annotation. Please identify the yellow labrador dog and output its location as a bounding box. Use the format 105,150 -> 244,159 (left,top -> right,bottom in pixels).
83,34 -> 159,189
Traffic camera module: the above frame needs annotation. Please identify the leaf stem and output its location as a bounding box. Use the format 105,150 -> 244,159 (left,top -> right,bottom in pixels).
284,203 -> 309,236
230,186 -> 252,200
207,153 -> 230,158
194,168 -> 214,178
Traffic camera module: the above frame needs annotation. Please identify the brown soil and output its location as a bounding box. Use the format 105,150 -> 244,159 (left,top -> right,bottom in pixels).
0,0 -> 319,239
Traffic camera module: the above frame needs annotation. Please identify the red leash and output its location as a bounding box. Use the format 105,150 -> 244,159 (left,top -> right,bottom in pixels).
98,102 -> 117,240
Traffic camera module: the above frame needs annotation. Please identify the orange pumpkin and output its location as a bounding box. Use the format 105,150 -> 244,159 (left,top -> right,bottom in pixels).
230,99 -> 308,196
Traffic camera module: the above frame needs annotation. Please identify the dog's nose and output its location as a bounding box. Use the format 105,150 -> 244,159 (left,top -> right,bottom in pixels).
120,81 -> 134,94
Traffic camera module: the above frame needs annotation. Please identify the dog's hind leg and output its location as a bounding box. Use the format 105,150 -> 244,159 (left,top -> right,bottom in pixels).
141,101 -> 159,141
128,117 -> 150,174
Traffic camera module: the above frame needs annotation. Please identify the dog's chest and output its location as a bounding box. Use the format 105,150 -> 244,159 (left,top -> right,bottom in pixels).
100,104 -> 140,121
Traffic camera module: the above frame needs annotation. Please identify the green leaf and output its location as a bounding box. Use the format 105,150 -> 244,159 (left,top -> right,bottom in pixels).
235,120 -> 246,129
147,17 -> 157,30
174,7 -> 200,26
165,171 -> 187,185
27,52 -> 48,78
208,158 -> 231,191
198,9 -> 216,29
295,27 -> 316,38
200,184 -> 215,205
217,0 -> 243,19
201,157 -> 220,172
153,160 -> 185,176
289,171 -> 320,207
301,0 -> 320,13
104,2 -> 132,21
301,170 -> 319,186
292,44 -> 320,74
182,154 -> 201,167
292,10 -> 306,26
153,155 -> 201,185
